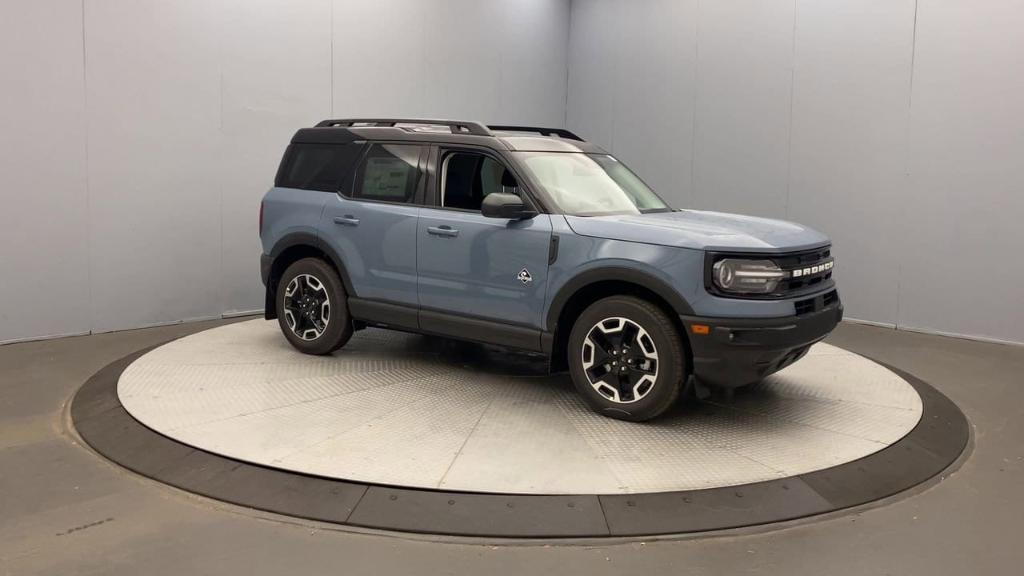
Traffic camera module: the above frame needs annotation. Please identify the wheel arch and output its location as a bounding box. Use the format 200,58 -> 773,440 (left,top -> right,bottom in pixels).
264,233 -> 354,320
545,268 -> 694,372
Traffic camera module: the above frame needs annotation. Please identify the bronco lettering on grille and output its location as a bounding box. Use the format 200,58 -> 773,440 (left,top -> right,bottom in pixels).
790,258 -> 834,279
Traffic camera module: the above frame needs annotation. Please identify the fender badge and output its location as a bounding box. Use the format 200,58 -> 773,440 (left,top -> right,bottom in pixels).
517,268 -> 533,284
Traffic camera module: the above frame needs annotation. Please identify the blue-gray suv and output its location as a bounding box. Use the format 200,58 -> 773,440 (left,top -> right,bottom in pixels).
260,118 -> 842,421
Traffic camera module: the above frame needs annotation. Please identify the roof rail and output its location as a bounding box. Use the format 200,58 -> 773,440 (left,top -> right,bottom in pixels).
488,125 -> 584,141
315,118 -> 492,136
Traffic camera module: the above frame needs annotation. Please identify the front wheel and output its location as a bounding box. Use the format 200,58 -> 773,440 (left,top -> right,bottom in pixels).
275,258 -> 352,355
567,296 -> 686,421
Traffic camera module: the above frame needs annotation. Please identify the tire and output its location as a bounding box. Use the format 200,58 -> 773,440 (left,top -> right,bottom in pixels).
275,258 -> 352,355
567,296 -> 687,421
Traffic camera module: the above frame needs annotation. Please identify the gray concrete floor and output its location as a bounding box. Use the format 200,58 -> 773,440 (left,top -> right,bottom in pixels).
1,319 -> 1021,575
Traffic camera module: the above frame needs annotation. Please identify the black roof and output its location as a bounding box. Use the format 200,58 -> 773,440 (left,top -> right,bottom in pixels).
291,118 -> 607,153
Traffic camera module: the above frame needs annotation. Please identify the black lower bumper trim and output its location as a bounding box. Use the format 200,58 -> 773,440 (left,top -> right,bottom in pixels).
681,302 -> 843,388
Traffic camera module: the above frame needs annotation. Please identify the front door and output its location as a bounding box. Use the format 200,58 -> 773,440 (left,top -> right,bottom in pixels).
417,147 -> 552,349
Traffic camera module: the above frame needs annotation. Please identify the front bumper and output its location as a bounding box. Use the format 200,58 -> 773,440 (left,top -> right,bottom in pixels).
679,299 -> 843,388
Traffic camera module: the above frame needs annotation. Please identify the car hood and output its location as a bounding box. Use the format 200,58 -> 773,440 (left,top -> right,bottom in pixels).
563,210 -> 830,253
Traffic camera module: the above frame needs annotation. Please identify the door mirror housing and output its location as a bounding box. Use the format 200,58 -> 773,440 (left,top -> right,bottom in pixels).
481,193 -> 537,220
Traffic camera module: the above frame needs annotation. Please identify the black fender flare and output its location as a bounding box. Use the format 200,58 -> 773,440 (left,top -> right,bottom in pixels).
265,233 -> 357,318
545,266 -> 695,333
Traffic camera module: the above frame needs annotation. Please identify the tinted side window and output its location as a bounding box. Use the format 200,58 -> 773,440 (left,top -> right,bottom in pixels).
276,143 -> 364,191
441,152 -> 521,211
352,144 -> 424,203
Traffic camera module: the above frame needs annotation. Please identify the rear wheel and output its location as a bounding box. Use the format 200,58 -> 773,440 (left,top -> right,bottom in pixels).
275,258 -> 352,355
567,296 -> 686,421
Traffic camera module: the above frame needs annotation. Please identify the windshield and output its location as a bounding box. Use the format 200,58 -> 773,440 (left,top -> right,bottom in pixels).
516,152 -> 671,216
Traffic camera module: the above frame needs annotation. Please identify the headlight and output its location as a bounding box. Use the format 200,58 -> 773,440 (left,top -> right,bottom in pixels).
712,259 -> 787,294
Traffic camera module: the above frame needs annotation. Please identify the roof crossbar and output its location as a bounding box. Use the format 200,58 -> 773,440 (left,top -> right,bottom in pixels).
488,125 -> 583,141
315,118 -> 492,136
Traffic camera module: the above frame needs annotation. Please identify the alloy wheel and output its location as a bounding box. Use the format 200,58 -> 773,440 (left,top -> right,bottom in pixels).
283,274 -> 331,341
581,316 -> 660,403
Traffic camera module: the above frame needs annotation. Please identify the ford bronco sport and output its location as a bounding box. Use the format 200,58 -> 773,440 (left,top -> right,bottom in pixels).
260,118 -> 842,421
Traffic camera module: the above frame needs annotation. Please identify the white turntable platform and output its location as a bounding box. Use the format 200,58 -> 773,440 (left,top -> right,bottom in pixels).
117,320 -> 922,495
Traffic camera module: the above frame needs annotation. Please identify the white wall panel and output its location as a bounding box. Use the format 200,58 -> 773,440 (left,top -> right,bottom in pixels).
787,0 -> 916,325
900,0 -> 1024,343
10,0 -> 1019,344
332,0 -> 569,125
567,0 -> 698,203
691,0 -> 795,218
491,0 -> 571,128
84,0 -> 223,333
0,0 -> 571,342
219,0 -> 333,315
567,0 -> 1024,344
0,0 -> 90,343
566,0 -> 617,151
422,1 -> 503,121
610,0 -> 698,205
331,0 -> 433,117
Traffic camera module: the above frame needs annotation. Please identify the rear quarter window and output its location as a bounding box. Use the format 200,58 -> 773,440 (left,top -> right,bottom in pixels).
275,143 -> 364,192
351,144 -> 425,203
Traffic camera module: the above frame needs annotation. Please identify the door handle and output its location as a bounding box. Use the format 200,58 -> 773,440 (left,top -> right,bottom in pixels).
427,225 -> 459,238
333,215 -> 360,227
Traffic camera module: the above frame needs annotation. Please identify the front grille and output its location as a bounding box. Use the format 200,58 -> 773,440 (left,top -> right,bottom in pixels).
774,247 -> 832,294
705,246 -> 835,299
773,246 -> 832,267
795,289 -> 839,316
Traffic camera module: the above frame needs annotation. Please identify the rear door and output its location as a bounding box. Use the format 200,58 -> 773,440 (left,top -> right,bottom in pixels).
416,145 -> 552,350
320,143 -> 427,312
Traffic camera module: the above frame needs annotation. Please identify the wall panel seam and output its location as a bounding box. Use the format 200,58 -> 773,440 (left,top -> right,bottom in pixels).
81,0 -> 95,334
783,0 -> 798,218
895,0 -> 921,331
563,0 -> 573,129
688,0 -> 701,200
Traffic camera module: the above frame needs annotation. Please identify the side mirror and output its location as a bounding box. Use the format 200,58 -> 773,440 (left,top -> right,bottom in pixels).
481,193 -> 537,220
